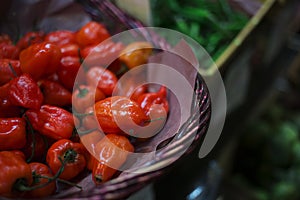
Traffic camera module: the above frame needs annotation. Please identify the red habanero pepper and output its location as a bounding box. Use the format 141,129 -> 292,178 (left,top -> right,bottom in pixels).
0,151 -> 33,197
92,134 -> 134,184
0,59 -> 22,86
80,41 -> 124,68
39,79 -> 72,107
0,42 -> 20,60
130,85 -> 148,102
0,118 -> 27,150
0,83 -> 21,118
19,42 -> 61,80
8,74 -> 43,110
25,105 -> 75,140
94,96 -> 149,134
25,162 -> 56,198
137,86 -> 169,115
136,86 -> 169,137
75,21 -> 110,47
57,56 -> 81,91
72,85 -> 105,113
86,66 -> 118,96
45,30 -> 76,46
120,80 -> 148,102
119,42 -> 153,69
80,130 -> 104,170
46,139 -> 86,180
16,31 -> 45,50
60,43 -> 80,57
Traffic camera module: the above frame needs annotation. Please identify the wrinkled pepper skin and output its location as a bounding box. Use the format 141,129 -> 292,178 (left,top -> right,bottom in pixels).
25,105 -> 75,140
94,96 -> 148,134
39,79 -> 72,107
8,74 -> 43,110
137,86 -> 169,115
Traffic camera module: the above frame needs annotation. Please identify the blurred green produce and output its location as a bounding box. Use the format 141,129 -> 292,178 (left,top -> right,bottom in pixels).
152,0 -> 249,60
234,102 -> 300,200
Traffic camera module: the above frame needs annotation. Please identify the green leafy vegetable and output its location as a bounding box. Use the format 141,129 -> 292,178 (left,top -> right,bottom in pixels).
152,0 -> 249,60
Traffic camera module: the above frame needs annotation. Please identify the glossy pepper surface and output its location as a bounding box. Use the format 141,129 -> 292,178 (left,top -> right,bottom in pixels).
0,118 -> 27,150
39,79 -> 72,107
0,59 -> 21,86
25,105 -> 75,140
137,86 -> 169,115
75,21 -> 110,47
92,134 -> 134,184
8,74 -> 43,110
86,66 -> 118,96
46,139 -> 86,180
94,96 -> 148,134
0,151 -> 33,197
45,30 -> 76,46
19,42 -> 61,80
80,41 -> 124,67
0,83 -> 21,118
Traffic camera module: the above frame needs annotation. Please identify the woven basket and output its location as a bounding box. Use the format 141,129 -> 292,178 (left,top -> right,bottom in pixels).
0,0 -> 211,199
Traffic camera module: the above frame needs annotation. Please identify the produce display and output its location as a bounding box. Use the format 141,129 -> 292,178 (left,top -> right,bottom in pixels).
233,100 -> 300,199
0,21 -> 169,198
152,0 -> 249,60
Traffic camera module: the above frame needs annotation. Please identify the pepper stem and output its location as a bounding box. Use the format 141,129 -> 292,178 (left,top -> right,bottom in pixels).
63,149 -> 78,163
24,114 -> 36,163
8,62 -> 18,77
13,154 -> 82,192
38,175 -> 82,189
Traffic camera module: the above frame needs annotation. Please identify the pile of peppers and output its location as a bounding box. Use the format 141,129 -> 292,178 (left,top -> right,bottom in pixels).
0,21 -> 169,198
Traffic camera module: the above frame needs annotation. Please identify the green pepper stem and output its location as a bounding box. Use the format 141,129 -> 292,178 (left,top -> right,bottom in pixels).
57,178 -> 82,189
8,62 -> 18,77
77,48 -> 84,64
63,149 -> 77,163
24,114 -> 36,163
14,154 -> 82,192
38,175 -> 82,190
